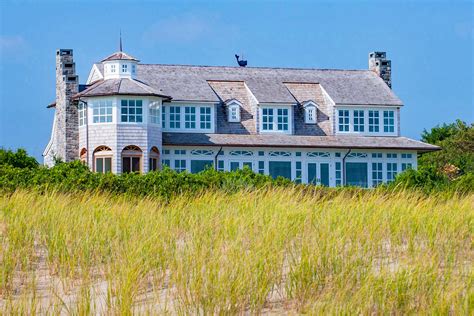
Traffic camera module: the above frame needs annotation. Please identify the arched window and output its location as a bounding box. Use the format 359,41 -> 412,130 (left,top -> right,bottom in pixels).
122,145 -> 142,173
80,148 -> 87,164
93,146 -> 112,173
149,146 -> 160,172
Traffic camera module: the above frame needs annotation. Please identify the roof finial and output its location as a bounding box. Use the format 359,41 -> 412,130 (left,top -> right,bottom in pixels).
119,30 -> 123,52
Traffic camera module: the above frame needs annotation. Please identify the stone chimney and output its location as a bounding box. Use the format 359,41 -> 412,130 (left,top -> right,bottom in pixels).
53,49 -> 79,162
369,51 -> 391,88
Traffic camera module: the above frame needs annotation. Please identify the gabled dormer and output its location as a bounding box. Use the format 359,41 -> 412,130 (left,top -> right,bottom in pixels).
224,98 -> 242,122
102,51 -> 139,80
301,100 -> 318,124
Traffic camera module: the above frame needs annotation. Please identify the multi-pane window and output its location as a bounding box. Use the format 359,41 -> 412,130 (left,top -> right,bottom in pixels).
258,161 -> 265,174
353,110 -> 365,132
372,162 -> 383,186
174,160 -> 186,172
121,100 -> 143,123
277,108 -> 289,131
185,106 -> 196,129
401,163 -> 412,171
161,106 -> 166,128
122,64 -> 128,73
305,106 -> 316,124
170,106 -> 181,128
383,110 -> 395,133
200,107 -> 211,129
92,100 -> 113,123
217,160 -> 224,171
149,104 -> 160,124
338,110 -> 349,132
228,105 -> 240,122
372,153 -> 383,158
295,161 -> 302,184
174,149 -> 186,155
387,163 -> 397,182
335,162 -> 342,186
387,153 -> 398,159
401,153 -> 412,159
162,159 -> 170,167
78,102 -> 86,126
369,110 -> 380,132
262,108 -> 274,131
110,64 -> 116,73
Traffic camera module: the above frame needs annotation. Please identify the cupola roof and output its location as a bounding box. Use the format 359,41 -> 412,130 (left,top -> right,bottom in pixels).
101,51 -> 139,62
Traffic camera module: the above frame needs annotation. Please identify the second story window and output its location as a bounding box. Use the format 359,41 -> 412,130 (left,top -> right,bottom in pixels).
78,102 -> 86,126
122,64 -> 128,73
169,106 -> 181,128
110,64 -> 116,73
338,110 -> 349,132
261,107 -> 290,132
161,106 -> 166,128
383,110 -> 395,133
121,100 -> 143,123
92,100 -> 113,123
228,103 -> 240,122
200,107 -> 211,129
369,110 -> 380,132
185,106 -> 196,129
353,110 -> 365,132
149,102 -> 160,125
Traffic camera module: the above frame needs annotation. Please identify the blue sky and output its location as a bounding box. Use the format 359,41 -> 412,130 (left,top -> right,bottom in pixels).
0,0 -> 472,161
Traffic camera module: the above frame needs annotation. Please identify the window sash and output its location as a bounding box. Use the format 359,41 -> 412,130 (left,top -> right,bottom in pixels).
169,106 -> 181,128
383,110 -> 395,133
184,106 -> 196,129
200,107 -> 211,129
353,110 -> 365,132
121,100 -> 143,123
338,110 -> 349,132
92,100 -> 113,123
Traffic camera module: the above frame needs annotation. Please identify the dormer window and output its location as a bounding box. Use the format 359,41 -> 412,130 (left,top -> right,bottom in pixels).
226,100 -> 241,122
122,64 -> 128,73
303,101 -> 317,124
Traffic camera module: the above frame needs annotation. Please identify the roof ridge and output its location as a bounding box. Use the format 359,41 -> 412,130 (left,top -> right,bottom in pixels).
138,63 -> 370,72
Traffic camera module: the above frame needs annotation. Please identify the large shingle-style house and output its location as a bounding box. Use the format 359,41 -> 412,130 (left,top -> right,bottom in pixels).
44,49 -> 438,187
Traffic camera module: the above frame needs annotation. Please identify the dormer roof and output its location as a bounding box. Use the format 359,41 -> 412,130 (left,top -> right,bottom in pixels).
101,51 -> 139,62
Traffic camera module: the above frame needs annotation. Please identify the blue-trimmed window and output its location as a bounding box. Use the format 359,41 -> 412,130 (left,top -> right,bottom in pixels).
387,163 -> 397,182
262,108 -> 274,131
383,110 -> 395,133
121,100 -> 143,123
170,106 -> 181,128
277,108 -> 289,131
353,110 -> 365,132
369,110 -> 379,132
338,110 -> 349,132
184,106 -> 196,129
200,107 -> 211,129
372,162 -> 383,186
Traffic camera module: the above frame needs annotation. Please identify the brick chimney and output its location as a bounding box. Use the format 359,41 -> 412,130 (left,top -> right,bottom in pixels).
369,52 -> 391,88
53,49 -> 79,162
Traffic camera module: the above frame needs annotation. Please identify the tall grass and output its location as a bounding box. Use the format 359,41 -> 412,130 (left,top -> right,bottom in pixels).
0,188 -> 472,314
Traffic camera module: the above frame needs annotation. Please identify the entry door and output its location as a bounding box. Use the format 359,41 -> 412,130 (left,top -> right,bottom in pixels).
346,162 -> 368,187
307,163 -> 329,186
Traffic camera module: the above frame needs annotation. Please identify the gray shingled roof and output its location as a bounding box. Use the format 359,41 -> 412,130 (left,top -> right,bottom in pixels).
135,64 -> 403,105
90,63 -> 402,106
101,51 -> 139,62
163,133 -> 439,152
73,78 -> 171,99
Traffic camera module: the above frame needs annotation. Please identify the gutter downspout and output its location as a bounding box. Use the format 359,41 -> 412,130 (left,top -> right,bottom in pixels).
342,149 -> 352,186
214,146 -> 223,171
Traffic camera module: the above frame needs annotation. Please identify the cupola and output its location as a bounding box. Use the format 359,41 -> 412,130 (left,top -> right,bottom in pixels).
101,50 -> 139,80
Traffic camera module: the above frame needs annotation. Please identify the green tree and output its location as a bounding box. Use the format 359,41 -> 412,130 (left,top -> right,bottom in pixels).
419,120 -> 474,175
0,148 -> 39,169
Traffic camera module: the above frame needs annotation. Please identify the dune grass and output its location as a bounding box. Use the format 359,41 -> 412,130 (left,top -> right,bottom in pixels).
0,188 -> 472,314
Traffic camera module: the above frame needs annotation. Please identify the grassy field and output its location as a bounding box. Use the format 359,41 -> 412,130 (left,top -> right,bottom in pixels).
0,188 -> 472,314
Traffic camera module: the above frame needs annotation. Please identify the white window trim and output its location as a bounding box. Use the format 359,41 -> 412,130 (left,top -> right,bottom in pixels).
303,101 -> 318,124
228,102 -> 241,122
162,103 -> 215,133
335,106 -> 398,136
259,104 -> 293,134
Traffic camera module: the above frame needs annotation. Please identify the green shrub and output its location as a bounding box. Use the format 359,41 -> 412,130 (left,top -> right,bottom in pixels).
0,148 -> 38,169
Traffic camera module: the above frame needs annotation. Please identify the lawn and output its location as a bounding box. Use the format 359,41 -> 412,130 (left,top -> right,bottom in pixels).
1,188 -> 472,314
